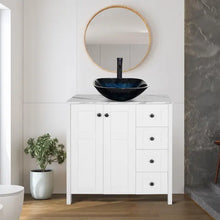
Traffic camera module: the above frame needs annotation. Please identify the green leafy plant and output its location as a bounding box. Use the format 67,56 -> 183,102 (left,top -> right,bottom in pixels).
24,133 -> 66,172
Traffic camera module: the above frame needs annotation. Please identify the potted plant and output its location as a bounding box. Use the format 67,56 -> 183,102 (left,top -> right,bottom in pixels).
24,133 -> 66,199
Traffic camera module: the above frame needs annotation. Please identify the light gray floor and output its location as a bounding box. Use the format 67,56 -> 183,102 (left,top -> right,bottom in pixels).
186,183 -> 220,220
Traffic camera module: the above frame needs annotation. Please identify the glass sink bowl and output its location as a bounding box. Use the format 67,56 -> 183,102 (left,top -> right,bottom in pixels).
94,78 -> 148,101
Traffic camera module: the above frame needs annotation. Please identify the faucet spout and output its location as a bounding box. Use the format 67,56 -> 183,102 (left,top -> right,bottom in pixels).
117,58 -> 123,79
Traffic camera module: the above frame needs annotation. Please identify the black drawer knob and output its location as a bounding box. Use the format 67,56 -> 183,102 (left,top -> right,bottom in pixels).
150,137 -> 155,141
149,159 -> 154,164
149,182 -> 155,186
97,113 -> 102,117
105,113 -> 109,117
149,113 -> 155,118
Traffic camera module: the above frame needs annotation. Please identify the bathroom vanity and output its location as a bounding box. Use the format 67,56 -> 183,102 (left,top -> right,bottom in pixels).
66,95 -> 172,205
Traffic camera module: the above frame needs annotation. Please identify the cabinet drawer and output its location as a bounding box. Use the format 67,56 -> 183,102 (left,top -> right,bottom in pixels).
136,127 -> 168,149
136,150 -> 168,172
136,173 -> 167,194
136,105 -> 168,127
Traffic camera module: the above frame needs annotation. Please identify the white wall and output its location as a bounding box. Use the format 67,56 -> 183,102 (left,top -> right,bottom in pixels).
24,0 -> 184,193
24,0 -> 76,193
0,6 -> 11,185
0,0 -> 23,185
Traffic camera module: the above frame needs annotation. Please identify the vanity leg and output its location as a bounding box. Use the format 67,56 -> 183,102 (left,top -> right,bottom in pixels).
168,104 -> 173,206
168,193 -> 172,205
66,194 -> 72,205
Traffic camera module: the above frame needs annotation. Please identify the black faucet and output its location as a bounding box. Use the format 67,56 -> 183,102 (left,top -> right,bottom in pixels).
117,58 -> 123,79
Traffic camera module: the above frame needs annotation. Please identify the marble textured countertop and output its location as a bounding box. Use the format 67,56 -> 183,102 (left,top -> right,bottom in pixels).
68,94 -> 171,104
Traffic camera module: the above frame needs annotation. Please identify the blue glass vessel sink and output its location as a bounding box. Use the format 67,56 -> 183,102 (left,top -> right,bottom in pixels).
94,78 -> 148,101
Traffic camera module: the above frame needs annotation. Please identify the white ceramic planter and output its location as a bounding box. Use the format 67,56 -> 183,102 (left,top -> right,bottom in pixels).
30,170 -> 54,199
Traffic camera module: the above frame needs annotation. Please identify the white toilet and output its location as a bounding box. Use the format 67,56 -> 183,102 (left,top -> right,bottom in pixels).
0,203 -> 3,219
0,185 -> 24,220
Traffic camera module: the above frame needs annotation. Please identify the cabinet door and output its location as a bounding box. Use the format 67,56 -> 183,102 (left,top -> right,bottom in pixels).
71,104 -> 103,193
104,105 -> 135,194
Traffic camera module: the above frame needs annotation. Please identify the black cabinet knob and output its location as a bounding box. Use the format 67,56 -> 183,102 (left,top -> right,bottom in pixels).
97,113 -> 102,117
150,137 -> 155,141
149,182 -> 155,186
149,159 -> 154,164
149,113 -> 155,118
105,113 -> 109,118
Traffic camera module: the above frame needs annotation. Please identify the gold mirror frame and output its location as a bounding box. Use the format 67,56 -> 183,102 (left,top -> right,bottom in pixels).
84,5 -> 152,73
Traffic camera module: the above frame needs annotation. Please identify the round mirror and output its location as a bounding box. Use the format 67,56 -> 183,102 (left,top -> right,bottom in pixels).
84,5 -> 151,72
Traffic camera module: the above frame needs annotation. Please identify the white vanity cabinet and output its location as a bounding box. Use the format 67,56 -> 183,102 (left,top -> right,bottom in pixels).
67,95 -> 172,205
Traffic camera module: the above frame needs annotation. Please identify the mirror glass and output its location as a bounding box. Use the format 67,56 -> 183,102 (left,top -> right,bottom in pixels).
85,6 -> 151,72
